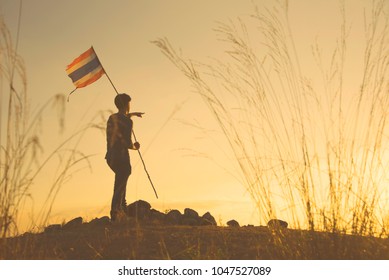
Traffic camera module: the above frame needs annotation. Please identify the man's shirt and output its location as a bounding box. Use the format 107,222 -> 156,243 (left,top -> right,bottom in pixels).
105,113 -> 133,160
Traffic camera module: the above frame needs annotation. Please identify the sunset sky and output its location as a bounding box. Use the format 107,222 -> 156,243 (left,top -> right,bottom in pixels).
1,0 -> 384,231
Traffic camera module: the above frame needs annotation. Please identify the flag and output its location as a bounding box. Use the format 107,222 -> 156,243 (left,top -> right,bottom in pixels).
66,47 -> 105,88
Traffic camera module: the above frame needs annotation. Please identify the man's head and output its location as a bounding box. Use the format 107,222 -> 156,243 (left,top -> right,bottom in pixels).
114,93 -> 131,112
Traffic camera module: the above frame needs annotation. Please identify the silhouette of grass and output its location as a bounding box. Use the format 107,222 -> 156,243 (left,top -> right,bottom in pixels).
0,16 -> 96,238
1,222 -> 388,259
153,0 -> 389,237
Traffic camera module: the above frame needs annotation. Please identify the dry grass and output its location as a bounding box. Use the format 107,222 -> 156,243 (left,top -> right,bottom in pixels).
153,0 -> 389,237
1,222 -> 388,259
0,15 -> 96,237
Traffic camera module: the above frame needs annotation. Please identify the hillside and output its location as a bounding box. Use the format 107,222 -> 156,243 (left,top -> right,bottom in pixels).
1,201 -> 388,259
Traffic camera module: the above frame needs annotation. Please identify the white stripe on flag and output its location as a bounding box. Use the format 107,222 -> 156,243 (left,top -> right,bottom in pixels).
66,52 -> 98,75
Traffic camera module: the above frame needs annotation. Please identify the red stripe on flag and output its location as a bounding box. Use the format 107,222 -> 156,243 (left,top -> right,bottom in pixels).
66,47 -> 95,70
76,68 -> 105,88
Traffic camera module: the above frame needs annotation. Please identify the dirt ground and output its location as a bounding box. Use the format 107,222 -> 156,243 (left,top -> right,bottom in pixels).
1,221 -> 388,260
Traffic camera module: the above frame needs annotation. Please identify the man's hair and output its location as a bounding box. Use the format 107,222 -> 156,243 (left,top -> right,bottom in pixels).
114,93 -> 131,110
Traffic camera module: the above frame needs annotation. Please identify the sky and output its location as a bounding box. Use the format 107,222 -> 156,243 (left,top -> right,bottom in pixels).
0,0 -> 385,232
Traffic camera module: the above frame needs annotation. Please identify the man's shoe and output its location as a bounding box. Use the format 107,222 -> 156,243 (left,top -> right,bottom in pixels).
111,210 -> 126,222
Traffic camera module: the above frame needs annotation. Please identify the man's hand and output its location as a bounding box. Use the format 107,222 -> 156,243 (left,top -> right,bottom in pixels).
128,112 -> 145,118
133,142 -> 140,150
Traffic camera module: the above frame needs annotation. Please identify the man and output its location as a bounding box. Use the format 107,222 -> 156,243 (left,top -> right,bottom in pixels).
105,93 -> 143,221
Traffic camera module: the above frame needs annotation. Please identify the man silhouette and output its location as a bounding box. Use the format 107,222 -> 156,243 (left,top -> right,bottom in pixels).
105,93 -> 143,221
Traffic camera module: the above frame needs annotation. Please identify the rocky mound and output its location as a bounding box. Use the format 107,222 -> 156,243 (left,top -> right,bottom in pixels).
44,200 -> 288,233
125,200 -> 217,226
44,200 -> 218,233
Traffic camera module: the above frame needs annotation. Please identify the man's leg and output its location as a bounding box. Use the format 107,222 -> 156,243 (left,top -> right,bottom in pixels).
109,159 -> 131,221
120,160 -> 131,211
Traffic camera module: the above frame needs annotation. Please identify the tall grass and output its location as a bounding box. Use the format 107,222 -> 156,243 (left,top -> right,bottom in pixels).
153,0 -> 389,236
0,17 -> 94,237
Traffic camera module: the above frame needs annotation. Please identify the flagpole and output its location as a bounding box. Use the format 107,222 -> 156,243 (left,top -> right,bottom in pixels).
94,47 -> 159,199
92,46 -> 119,94
131,130 -> 159,199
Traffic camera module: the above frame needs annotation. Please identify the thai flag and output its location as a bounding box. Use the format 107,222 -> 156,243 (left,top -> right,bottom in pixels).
66,47 -> 105,88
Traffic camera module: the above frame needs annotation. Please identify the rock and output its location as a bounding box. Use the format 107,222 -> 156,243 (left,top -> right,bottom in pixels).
267,219 -> 288,229
149,209 -> 166,222
199,219 -> 214,226
184,208 -> 199,219
202,212 -> 217,226
182,208 -> 201,226
89,216 -> 111,227
126,200 -> 151,219
44,224 -> 62,233
63,217 -> 83,230
166,209 -> 182,225
227,219 -> 240,227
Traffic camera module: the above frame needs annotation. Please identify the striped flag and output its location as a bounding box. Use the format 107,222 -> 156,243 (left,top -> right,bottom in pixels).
66,47 -> 105,88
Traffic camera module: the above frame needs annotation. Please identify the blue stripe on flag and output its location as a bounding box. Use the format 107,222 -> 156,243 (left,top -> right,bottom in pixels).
68,56 -> 102,83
